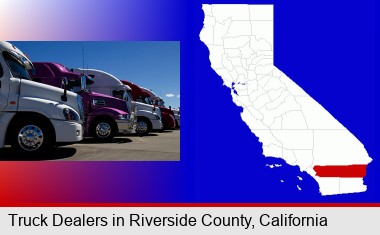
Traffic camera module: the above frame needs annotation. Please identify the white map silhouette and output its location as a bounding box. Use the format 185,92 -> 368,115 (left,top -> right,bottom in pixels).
200,4 -> 372,195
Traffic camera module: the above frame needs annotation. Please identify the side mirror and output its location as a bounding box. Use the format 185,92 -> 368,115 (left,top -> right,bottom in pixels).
81,75 -> 87,91
61,77 -> 68,102
153,106 -> 156,112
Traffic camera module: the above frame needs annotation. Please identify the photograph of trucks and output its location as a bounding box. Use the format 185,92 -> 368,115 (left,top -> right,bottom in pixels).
0,41 -> 180,161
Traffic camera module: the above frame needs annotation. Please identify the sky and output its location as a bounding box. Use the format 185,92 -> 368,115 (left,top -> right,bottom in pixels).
10,41 -> 180,108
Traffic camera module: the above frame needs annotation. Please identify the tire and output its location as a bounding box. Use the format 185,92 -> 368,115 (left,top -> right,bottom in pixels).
10,117 -> 54,155
162,119 -> 168,130
92,119 -> 116,141
136,118 -> 151,136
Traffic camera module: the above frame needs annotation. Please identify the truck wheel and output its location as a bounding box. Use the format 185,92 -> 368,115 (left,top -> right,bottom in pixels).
92,119 -> 115,141
11,118 -> 53,154
136,118 -> 151,136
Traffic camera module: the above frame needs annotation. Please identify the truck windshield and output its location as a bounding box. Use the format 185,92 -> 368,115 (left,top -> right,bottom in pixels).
144,97 -> 152,105
3,52 -> 31,80
158,99 -> 165,107
136,96 -> 152,104
112,90 -> 125,100
152,99 -> 165,107
69,76 -> 90,93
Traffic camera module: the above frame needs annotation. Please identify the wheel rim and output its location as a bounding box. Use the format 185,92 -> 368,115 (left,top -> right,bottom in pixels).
17,125 -> 44,151
96,122 -> 112,138
137,121 -> 148,133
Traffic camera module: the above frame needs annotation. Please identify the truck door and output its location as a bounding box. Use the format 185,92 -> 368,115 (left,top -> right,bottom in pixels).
0,62 -> 8,110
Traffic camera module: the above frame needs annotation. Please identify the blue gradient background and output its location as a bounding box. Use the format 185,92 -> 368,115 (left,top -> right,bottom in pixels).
0,0 -> 378,203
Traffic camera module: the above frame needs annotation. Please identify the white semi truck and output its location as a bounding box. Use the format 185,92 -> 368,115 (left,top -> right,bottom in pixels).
71,68 -> 163,135
0,41 -> 83,154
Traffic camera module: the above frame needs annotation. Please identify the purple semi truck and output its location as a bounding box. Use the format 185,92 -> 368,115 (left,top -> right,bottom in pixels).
29,62 -> 137,140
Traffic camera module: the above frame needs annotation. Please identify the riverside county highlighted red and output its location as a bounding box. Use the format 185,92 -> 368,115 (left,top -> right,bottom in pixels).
200,4 -> 372,195
314,165 -> 367,178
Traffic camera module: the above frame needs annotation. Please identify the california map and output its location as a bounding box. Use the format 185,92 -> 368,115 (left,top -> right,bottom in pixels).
200,4 -> 372,195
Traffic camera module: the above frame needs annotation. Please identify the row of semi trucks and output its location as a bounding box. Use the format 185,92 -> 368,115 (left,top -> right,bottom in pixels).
0,41 -> 180,154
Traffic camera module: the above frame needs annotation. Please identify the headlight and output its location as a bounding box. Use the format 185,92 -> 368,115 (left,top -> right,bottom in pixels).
118,114 -> 130,120
63,108 -> 80,123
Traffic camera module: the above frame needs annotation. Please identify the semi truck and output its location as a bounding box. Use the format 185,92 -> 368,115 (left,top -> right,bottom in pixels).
29,63 -> 136,141
71,68 -> 163,135
0,42 -> 83,154
140,87 -> 180,128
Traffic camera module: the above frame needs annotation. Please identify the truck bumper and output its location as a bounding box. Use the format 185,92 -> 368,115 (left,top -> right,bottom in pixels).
151,119 -> 163,130
116,119 -> 137,134
51,120 -> 83,143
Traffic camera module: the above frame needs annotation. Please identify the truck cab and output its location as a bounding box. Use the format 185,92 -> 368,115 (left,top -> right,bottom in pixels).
0,42 -> 83,154
141,87 -> 179,128
71,68 -> 163,135
29,63 -> 136,140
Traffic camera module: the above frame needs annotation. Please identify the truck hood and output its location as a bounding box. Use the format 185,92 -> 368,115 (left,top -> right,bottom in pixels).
133,101 -> 161,117
20,79 -> 81,116
90,91 -> 116,99
158,106 -> 174,115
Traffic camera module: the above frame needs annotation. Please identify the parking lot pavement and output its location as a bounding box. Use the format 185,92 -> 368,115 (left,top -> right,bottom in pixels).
0,130 -> 180,161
